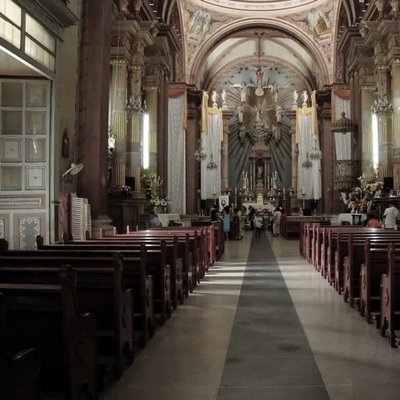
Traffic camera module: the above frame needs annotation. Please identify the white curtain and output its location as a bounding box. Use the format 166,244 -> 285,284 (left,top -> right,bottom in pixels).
297,107 -> 321,200
201,110 -> 222,199
334,131 -> 352,160
334,96 -> 351,120
168,95 -> 186,213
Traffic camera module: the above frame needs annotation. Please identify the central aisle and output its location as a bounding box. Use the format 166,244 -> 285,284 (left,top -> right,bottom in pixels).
217,234 -> 329,399
101,231 -> 400,400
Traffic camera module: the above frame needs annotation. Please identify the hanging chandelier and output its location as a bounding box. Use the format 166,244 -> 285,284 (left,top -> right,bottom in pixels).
206,153 -> 218,169
309,138 -> 322,161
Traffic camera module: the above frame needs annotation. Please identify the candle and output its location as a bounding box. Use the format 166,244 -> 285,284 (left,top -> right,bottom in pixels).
213,184 -> 216,195
301,186 -> 305,195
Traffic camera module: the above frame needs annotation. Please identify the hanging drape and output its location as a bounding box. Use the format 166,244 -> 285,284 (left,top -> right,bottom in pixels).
332,89 -> 351,120
200,107 -> 222,200
334,131 -> 352,160
296,92 -> 321,200
168,94 -> 186,213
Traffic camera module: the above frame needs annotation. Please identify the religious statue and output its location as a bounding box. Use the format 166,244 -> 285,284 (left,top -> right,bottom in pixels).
255,66 -> 264,82
242,171 -> 248,189
275,105 -> 282,123
301,90 -> 309,107
221,89 -> 228,109
292,90 -> 298,109
257,165 -> 263,179
236,103 -> 244,123
211,90 -> 219,108
271,170 -> 278,189
230,82 -> 249,102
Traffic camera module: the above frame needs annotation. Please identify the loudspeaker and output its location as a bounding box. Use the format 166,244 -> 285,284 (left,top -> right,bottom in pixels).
384,177 -> 394,191
125,176 -> 135,191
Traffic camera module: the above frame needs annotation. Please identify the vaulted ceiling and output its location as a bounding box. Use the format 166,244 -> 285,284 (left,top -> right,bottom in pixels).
179,0 -> 339,99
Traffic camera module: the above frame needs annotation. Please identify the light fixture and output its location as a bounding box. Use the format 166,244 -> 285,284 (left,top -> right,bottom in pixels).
206,153 -> 218,169
309,138 -> 322,161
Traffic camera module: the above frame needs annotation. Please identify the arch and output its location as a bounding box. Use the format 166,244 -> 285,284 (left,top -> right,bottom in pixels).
189,17 -> 331,89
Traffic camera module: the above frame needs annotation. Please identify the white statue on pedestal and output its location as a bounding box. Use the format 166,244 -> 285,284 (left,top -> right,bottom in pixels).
212,90 -> 219,108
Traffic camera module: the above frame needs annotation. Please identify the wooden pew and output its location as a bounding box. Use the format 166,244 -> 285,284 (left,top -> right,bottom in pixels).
39,236 -> 184,311
0,245 -> 155,347
0,294 -> 40,400
100,230 -> 202,288
342,235 -> 400,307
379,243 -> 400,347
0,267 -> 97,400
0,254 -> 134,380
360,240 -> 394,324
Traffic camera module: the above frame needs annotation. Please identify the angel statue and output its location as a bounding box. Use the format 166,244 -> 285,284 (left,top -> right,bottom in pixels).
221,89 -> 228,109
211,90 -> 219,108
301,90 -> 309,107
292,90 -> 298,109
230,82 -> 248,102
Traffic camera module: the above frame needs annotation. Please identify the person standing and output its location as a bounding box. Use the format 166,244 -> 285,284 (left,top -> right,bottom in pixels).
273,207 -> 282,237
222,205 -> 231,240
383,202 -> 400,229
210,204 -> 218,222
253,212 -> 263,239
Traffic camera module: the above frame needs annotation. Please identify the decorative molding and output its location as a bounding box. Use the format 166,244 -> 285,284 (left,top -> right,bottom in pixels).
0,195 -> 46,209
0,214 -> 9,240
15,213 -> 44,250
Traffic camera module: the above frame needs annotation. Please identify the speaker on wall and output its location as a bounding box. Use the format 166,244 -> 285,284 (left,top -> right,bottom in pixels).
384,177 -> 394,191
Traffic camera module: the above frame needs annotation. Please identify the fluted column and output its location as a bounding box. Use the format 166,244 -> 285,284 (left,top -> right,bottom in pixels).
126,41 -> 145,193
221,110 -> 234,190
391,59 -> 400,189
360,82 -> 375,180
143,66 -> 161,171
109,59 -> 128,186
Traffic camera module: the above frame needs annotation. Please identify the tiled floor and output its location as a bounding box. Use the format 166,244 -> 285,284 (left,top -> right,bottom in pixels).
101,231 -> 400,400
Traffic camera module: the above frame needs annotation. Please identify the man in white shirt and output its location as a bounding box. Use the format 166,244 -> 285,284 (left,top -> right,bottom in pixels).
383,202 -> 400,229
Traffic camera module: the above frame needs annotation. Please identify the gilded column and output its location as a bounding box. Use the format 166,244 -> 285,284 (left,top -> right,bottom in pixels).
221,110 -> 234,190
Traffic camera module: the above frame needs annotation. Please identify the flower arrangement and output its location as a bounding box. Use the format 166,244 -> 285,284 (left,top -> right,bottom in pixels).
141,170 -> 171,209
141,171 -> 163,200
149,197 -> 171,207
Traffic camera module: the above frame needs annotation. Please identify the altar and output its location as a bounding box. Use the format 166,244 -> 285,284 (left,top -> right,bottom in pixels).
157,213 -> 181,227
242,202 -> 275,213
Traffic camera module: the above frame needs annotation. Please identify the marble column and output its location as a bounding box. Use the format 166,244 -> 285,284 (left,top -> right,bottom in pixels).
78,0 -> 113,234
391,59 -> 400,189
109,58 -> 128,186
221,110 -> 234,191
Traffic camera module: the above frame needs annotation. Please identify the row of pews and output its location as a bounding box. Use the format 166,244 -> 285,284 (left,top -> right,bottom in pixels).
0,223 -> 223,399
301,223 -> 400,349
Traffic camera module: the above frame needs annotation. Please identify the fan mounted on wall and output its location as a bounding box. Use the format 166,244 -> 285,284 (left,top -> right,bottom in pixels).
62,163 -> 84,177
